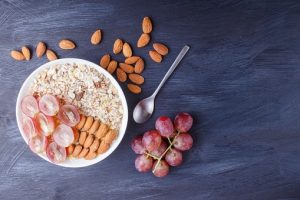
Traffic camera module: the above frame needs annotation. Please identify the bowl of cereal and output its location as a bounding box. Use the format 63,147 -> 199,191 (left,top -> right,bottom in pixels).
16,58 -> 128,168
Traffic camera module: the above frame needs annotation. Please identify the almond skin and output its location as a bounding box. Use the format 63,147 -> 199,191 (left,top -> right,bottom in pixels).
129,74 -> 145,85
100,54 -> 110,69
119,63 -> 134,73
125,56 -> 140,64
113,39 -> 123,54
116,68 -> 127,82
59,39 -> 76,50
137,33 -> 150,48
122,42 -> 132,58
127,84 -> 142,94
36,42 -> 46,58
46,49 -> 58,61
107,60 -> 118,74
134,58 -> 144,74
153,43 -> 169,56
149,50 -> 162,63
11,50 -> 25,61
21,46 -> 31,61
142,17 -> 152,34
91,29 -> 102,45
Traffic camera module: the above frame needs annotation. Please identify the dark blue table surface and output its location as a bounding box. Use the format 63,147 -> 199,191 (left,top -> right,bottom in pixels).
1,0 -> 300,199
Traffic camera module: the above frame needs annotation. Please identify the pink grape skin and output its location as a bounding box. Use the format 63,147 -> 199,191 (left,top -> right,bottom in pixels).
155,116 -> 175,137
174,112 -> 193,132
131,135 -> 146,154
135,154 -> 153,172
165,148 -> 183,166
152,160 -> 169,177
149,140 -> 167,158
173,133 -> 193,151
142,130 -> 162,152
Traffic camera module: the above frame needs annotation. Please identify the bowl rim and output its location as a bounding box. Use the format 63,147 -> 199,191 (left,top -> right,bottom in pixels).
16,58 -> 128,168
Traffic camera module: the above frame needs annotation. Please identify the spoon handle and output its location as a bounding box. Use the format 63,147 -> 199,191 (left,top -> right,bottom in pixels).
152,45 -> 190,97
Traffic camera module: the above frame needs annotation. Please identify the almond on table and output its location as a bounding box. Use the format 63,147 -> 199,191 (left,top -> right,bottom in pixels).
127,83 -> 142,94
134,58 -> 144,74
91,29 -> 102,45
100,54 -> 110,68
11,50 -> 25,61
122,42 -> 132,58
59,39 -> 76,50
142,16 -> 152,34
116,68 -> 127,82
137,33 -> 150,48
149,50 -> 162,63
107,60 -> 118,74
119,63 -> 134,73
125,56 -> 140,64
21,46 -> 31,61
46,49 -> 58,61
36,41 -> 46,58
153,43 -> 169,56
129,74 -> 145,85
113,39 -> 123,54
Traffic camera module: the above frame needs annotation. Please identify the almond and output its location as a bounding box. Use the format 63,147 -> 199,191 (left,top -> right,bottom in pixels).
116,68 -> 127,82
46,49 -> 58,61
97,140 -> 110,154
149,50 -> 162,63
134,58 -> 144,74
85,151 -> 97,160
129,74 -> 144,85
137,33 -> 150,48
21,46 -> 31,61
125,56 -> 140,64
107,60 -> 118,74
36,41 -> 46,58
127,84 -> 142,94
100,54 -> 110,69
113,39 -> 123,54
142,16 -> 152,34
153,43 -> 169,56
91,29 -> 102,45
10,50 -> 25,61
59,39 -> 76,50
119,63 -> 134,73
122,42 -> 132,58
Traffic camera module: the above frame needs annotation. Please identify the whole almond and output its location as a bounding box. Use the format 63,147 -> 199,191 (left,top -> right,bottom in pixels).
134,58 -> 144,74
46,49 -> 58,61
97,140 -> 110,154
142,17 -> 152,33
116,68 -> 127,82
90,139 -> 100,152
107,60 -> 118,74
85,151 -> 97,160
100,54 -> 110,69
36,42 -> 46,58
113,39 -> 123,54
129,74 -> 145,85
119,63 -> 134,73
91,29 -> 102,45
125,56 -> 140,64
21,46 -> 31,61
59,39 -> 76,50
78,148 -> 89,158
137,33 -> 150,48
84,134 -> 94,148
10,50 -> 25,61
149,50 -> 162,63
153,43 -> 169,56
72,145 -> 83,157
127,84 -> 142,94
122,42 -> 132,58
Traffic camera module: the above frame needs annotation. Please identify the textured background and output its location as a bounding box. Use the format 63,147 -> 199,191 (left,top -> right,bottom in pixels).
1,0 -> 300,199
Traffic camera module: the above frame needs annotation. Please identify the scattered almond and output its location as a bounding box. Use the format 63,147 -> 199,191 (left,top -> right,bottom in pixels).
127,83 -> 142,94
46,49 -> 58,61
129,74 -> 145,85
153,43 -> 169,56
137,33 -> 150,48
107,60 -> 118,74
91,29 -> 102,45
59,39 -> 76,50
113,39 -> 123,54
116,68 -> 127,82
21,46 -> 31,61
125,56 -> 140,64
36,42 -> 46,58
119,63 -> 134,73
134,58 -> 144,74
122,42 -> 132,58
142,17 -> 152,34
149,50 -> 162,63
10,50 -> 25,61
100,54 -> 110,69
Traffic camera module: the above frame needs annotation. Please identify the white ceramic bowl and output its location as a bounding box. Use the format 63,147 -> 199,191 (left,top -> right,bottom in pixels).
16,58 -> 128,168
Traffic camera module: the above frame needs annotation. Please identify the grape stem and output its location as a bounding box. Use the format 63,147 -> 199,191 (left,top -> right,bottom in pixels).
144,151 -> 160,160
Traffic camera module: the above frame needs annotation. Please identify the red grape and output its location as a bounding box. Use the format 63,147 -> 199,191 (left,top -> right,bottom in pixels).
46,142 -> 67,163
28,135 -> 46,153
53,124 -> 74,147
135,154 -> 153,172
173,133 -> 193,151
22,115 -> 37,141
174,112 -> 193,132
149,140 -> 167,158
142,130 -> 162,152
57,105 -> 80,127
131,135 -> 146,154
34,113 -> 55,136
39,94 -> 59,116
21,95 -> 39,118
155,116 -> 175,137
152,160 -> 169,177
165,148 -> 183,166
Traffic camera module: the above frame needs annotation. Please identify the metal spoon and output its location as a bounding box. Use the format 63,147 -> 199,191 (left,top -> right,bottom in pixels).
133,45 -> 190,123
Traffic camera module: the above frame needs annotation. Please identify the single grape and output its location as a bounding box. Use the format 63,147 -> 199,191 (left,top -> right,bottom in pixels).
22,115 -> 37,141
149,140 -> 167,158
28,135 -> 46,154
57,105 -> 80,127
21,95 -> 39,118
39,94 -> 59,116
53,124 -> 74,147
152,160 -> 169,177
131,135 -> 146,154
155,116 -> 175,137
142,130 -> 162,152
173,133 -> 193,151
46,142 -> 67,163
135,154 -> 153,172
165,148 -> 183,166
34,113 -> 55,136
174,112 -> 193,132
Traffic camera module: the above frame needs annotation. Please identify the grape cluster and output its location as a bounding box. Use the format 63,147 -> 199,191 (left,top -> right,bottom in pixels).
131,112 -> 194,177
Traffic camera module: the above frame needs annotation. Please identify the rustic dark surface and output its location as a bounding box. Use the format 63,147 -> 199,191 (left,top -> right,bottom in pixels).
1,0 -> 300,199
